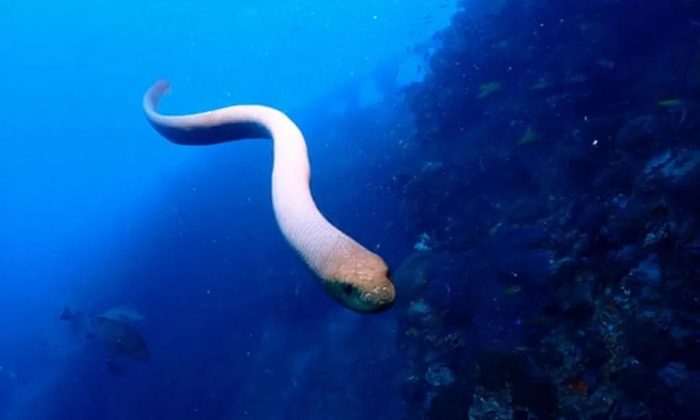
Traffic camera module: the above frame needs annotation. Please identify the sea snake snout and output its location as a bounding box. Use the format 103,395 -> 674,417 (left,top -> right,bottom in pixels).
327,277 -> 395,313
143,80 -> 397,313
362,285 -> 396,311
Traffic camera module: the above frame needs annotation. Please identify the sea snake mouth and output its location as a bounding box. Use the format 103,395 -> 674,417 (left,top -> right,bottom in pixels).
143,80 -> 396,313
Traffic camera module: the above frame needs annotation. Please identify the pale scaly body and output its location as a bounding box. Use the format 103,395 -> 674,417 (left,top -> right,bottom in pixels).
143,81 -> 395,313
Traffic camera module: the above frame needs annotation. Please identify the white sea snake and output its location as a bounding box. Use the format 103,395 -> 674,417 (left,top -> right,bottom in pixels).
143,80 -> 396,313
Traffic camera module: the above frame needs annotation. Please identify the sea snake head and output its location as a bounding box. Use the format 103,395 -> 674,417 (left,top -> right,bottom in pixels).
324,253 -> 396,313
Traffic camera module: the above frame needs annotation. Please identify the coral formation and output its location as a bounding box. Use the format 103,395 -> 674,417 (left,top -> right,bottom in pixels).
391,0 -> 700,417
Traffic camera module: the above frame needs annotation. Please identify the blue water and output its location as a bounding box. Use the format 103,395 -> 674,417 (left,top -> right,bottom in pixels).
0,1 -> 455,418
3,0 -> 700,419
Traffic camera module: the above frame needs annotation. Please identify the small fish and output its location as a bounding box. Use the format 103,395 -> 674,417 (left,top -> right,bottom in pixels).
502,284 -> 523,295
404,328 -> 420,337
518,127 -> 537,145
686,238 -> 700,256
531,79 -> 551,90
657,99 -> 688,124
101,304 -> 145,323
61,307 -> 150,362
565,73 -> 588,83
596,59 -> 615,70
657,99 -> 684,108
496,40 -> 510,49
478,81 -> 502,99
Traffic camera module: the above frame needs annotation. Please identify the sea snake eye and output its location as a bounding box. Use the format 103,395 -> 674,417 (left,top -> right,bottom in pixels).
342,284 -> 354,295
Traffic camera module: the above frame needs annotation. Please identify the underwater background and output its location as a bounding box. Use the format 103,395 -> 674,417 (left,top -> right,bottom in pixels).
2,0 -> 700,418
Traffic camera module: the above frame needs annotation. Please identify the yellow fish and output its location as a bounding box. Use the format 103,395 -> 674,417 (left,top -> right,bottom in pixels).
502,284 -> 523,295
478,81 -> 502,99
518,127 -> 537,145
657,99 -> 684,108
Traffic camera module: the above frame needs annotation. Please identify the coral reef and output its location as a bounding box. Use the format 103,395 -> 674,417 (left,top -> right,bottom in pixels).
392,0 -> 700,417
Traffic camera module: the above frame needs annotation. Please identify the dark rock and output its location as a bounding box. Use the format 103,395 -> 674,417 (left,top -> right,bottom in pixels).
427,384 -> 472,420
474,349 -> 556,417
631,255 -> 662,283
658,362 -> 688,389
558,272 -> 596,323
616,115 -> 662,156
642,149 -> 700,191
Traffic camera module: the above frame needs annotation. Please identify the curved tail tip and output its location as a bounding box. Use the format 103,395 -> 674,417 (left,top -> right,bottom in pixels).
151,79 -> 171,95
144,79 -> 171,112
